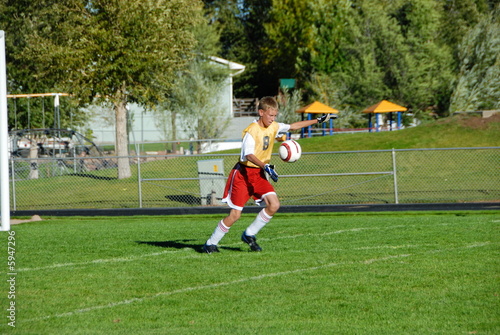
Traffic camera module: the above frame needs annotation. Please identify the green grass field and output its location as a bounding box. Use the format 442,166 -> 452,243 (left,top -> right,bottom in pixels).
2,211 -> 499,334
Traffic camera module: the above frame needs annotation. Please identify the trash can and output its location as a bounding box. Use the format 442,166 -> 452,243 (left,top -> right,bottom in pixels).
197,159 -> 225,205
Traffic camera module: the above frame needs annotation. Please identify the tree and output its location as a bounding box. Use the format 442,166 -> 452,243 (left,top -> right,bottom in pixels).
158,21 -> 230,153
301,0 -> 455,117
0,0 -> 83,129
449,4 -> 500,112
388,0 -> 454,114
297,0 -> 353,75
301,1 -> 388,109
154,14 -> 230,151
182,61 -> 231,142
11,0 -> 203,179
204,0 -> 273,97
439,0 -> 492,67
264,0 -> 315,85
277,88 -> 302,125
159,58 -> 231,153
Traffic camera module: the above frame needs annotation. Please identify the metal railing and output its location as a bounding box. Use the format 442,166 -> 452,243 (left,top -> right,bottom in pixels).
7,147 -> 500,210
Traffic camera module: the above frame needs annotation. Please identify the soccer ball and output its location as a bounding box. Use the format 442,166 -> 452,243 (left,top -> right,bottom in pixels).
279,140 -> 302,163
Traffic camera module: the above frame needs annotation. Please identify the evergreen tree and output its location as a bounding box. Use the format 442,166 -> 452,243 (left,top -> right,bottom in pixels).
390,0 -> 454,114
449,4 -> 500,112
277,88 -> 302,125
439,0 -> 492,67
204,0 -> 273,97
303,0 -> 454,117
204,0 -> 499,120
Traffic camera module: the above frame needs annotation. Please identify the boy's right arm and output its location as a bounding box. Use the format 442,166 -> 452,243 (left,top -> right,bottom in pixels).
288,114 -> 330,130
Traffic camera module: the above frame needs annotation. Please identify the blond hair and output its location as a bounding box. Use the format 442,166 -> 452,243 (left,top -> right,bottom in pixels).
258,96 -> 278,111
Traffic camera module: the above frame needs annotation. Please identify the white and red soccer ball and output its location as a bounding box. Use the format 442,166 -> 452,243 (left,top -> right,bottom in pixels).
278,140 -> 302,163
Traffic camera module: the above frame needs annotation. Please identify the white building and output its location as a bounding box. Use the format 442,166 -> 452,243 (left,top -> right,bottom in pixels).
80,57 -> 246,148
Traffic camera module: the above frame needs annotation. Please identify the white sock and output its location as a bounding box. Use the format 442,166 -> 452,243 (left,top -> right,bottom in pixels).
206,220 -> 230,245
245,209 -> 272,236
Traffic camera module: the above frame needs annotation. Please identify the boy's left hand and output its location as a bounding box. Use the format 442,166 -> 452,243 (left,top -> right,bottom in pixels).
317,114 -> 331,123
264,164 -> 278,182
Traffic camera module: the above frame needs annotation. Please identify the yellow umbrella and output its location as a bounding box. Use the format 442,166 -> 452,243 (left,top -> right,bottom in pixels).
295,101 -> 339,137
296,101 -> 339,114
363,100 -> 407,113
363,100 -> 407,132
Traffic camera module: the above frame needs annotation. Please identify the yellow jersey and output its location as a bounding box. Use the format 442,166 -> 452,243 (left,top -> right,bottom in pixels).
240,121 -> 281,168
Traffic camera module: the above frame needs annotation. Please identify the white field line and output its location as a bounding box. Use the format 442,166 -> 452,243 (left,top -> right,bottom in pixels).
22,253 -> 411,323
17,224 -> 407,272
17,221 -> 494,272
355,244 -> 429,250
258,225 -> 408,242
16,249 -> 187,272
22,240 -> 493,324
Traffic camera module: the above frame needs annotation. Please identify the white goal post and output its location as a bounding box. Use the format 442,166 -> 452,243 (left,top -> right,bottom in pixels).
0,30 -> 10,231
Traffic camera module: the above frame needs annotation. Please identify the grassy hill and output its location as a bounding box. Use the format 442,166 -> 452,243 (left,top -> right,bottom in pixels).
130,114 -> 498,154
284,113 -> 500,152
11,114 -> 498,210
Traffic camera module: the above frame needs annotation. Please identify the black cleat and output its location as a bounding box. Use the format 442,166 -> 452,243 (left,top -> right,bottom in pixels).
241,232 -> 262,252
203,243 -> 220,254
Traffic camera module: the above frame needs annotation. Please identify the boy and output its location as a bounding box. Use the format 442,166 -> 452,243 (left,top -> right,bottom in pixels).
203,96 -> 330,253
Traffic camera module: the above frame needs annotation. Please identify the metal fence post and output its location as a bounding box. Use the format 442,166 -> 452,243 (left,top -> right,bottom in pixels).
392,148 -> 399,204
0,31 -> 9,230
10,158 -> 16,210
137,151 -> 143,209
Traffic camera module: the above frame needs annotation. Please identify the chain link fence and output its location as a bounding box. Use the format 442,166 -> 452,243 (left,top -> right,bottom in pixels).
7,147 -> 499,210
